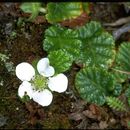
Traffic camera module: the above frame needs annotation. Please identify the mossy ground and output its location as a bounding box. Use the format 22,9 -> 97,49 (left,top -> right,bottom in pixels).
0,4 -> 74,128
0,3 -> 130,129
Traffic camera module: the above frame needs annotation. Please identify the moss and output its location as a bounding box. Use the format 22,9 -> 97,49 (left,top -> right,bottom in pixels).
0,79 -> 28,128
0,64 -> 28,128
43,114 -> 71,129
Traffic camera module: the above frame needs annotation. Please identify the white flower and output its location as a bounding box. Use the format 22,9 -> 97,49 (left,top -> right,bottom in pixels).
16,58 -> 68,107
33,89 -> 53,107
18,81 -> 34,99
48,74 -> 68,93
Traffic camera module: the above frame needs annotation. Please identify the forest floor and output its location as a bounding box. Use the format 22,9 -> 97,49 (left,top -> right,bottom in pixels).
0,2 -> 130,129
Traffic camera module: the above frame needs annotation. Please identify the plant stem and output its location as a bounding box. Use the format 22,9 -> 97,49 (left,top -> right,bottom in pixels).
112,68 -> 130,75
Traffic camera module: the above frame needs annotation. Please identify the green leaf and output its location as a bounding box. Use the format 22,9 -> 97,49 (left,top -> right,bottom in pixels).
20,95 -> 30,103
116,42 -> 130,74
112,83 -> 122,96
111,68 -> 127,83
125,86 -> 130,106
113,42 -> 130,82
46,2 -> 82,23
76,21 -> 115,68
106,96 -> 126,111
43,25 -> 82,60
77,21 -> 102,39
20,2 -> 41,13
48,50 -> 73,74
75,67 -> 115,106
82,2 -> 91,14
20,3 -> 41,21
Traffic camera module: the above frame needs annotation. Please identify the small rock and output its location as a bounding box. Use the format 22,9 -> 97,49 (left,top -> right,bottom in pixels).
109,118 -> 116,125
5,23 -> 13,35
0,114 -> 8,127
4,3 -> 13,8
99,121 -> 108,129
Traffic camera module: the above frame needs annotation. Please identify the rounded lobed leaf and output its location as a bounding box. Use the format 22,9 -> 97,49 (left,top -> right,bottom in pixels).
113,42 -> 130,82
46,2 -> 83,23
116,42 -> 130,73
125,86 -> 130,106
43,25 -> 82,60
48,50 -> 73,74
112,83 -> 122,96
75,67 -> 115,106
112,69 -> 127,83
76,21 -> 115,68
77,21 -> 102,39
82,2 -> 91,14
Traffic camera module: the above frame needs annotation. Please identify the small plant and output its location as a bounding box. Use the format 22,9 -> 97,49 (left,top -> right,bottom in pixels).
0,53 -> 9,63
16,2 -> 90,107
42,20 -> 117,106
0,53 -> 15,75
106,96 -> 127,111
43,21 -> 115,67
20,2 -> 91,25
127,121 -> 130,128
20,3 -> 45,21
16,2 -> 130,111
46,2 -> 83,23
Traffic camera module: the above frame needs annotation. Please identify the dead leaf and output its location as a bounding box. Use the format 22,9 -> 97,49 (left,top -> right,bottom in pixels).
89,104 -> 101,115
25,102 -> 45,126
37,108 -> 45,119
29,116 -> 37,125
33,16 -> 47,24
61,12 -> 90,28
120,115 -> 130,128
76,119 -> 88,129
108,118 -> 117,126
90,104 -> 109,121
69,112 -> 84,121
99,121 -> 108,129
88,123 -> 100,129
25,102 -> 37,116
71,100 -> 87,112
83,110 -> 99,120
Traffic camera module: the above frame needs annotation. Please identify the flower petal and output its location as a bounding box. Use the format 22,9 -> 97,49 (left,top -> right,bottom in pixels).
16,62 -> 35,81
37,58 -> 49,74
18,81 -> 34,99
32,89 -> 53,107
41,66 -> 55,77
48,73 -> 68,93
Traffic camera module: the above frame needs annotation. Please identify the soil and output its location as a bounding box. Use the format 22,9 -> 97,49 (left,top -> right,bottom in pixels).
0,2 -> 130,129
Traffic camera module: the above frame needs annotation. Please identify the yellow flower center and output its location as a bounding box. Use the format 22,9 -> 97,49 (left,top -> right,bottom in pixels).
32,75 -> 47,90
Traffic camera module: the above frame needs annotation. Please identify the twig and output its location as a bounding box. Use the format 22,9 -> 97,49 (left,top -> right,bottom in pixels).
112,68 -> 130,75
113,24 -> 130,40
103,16 -> 130,27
